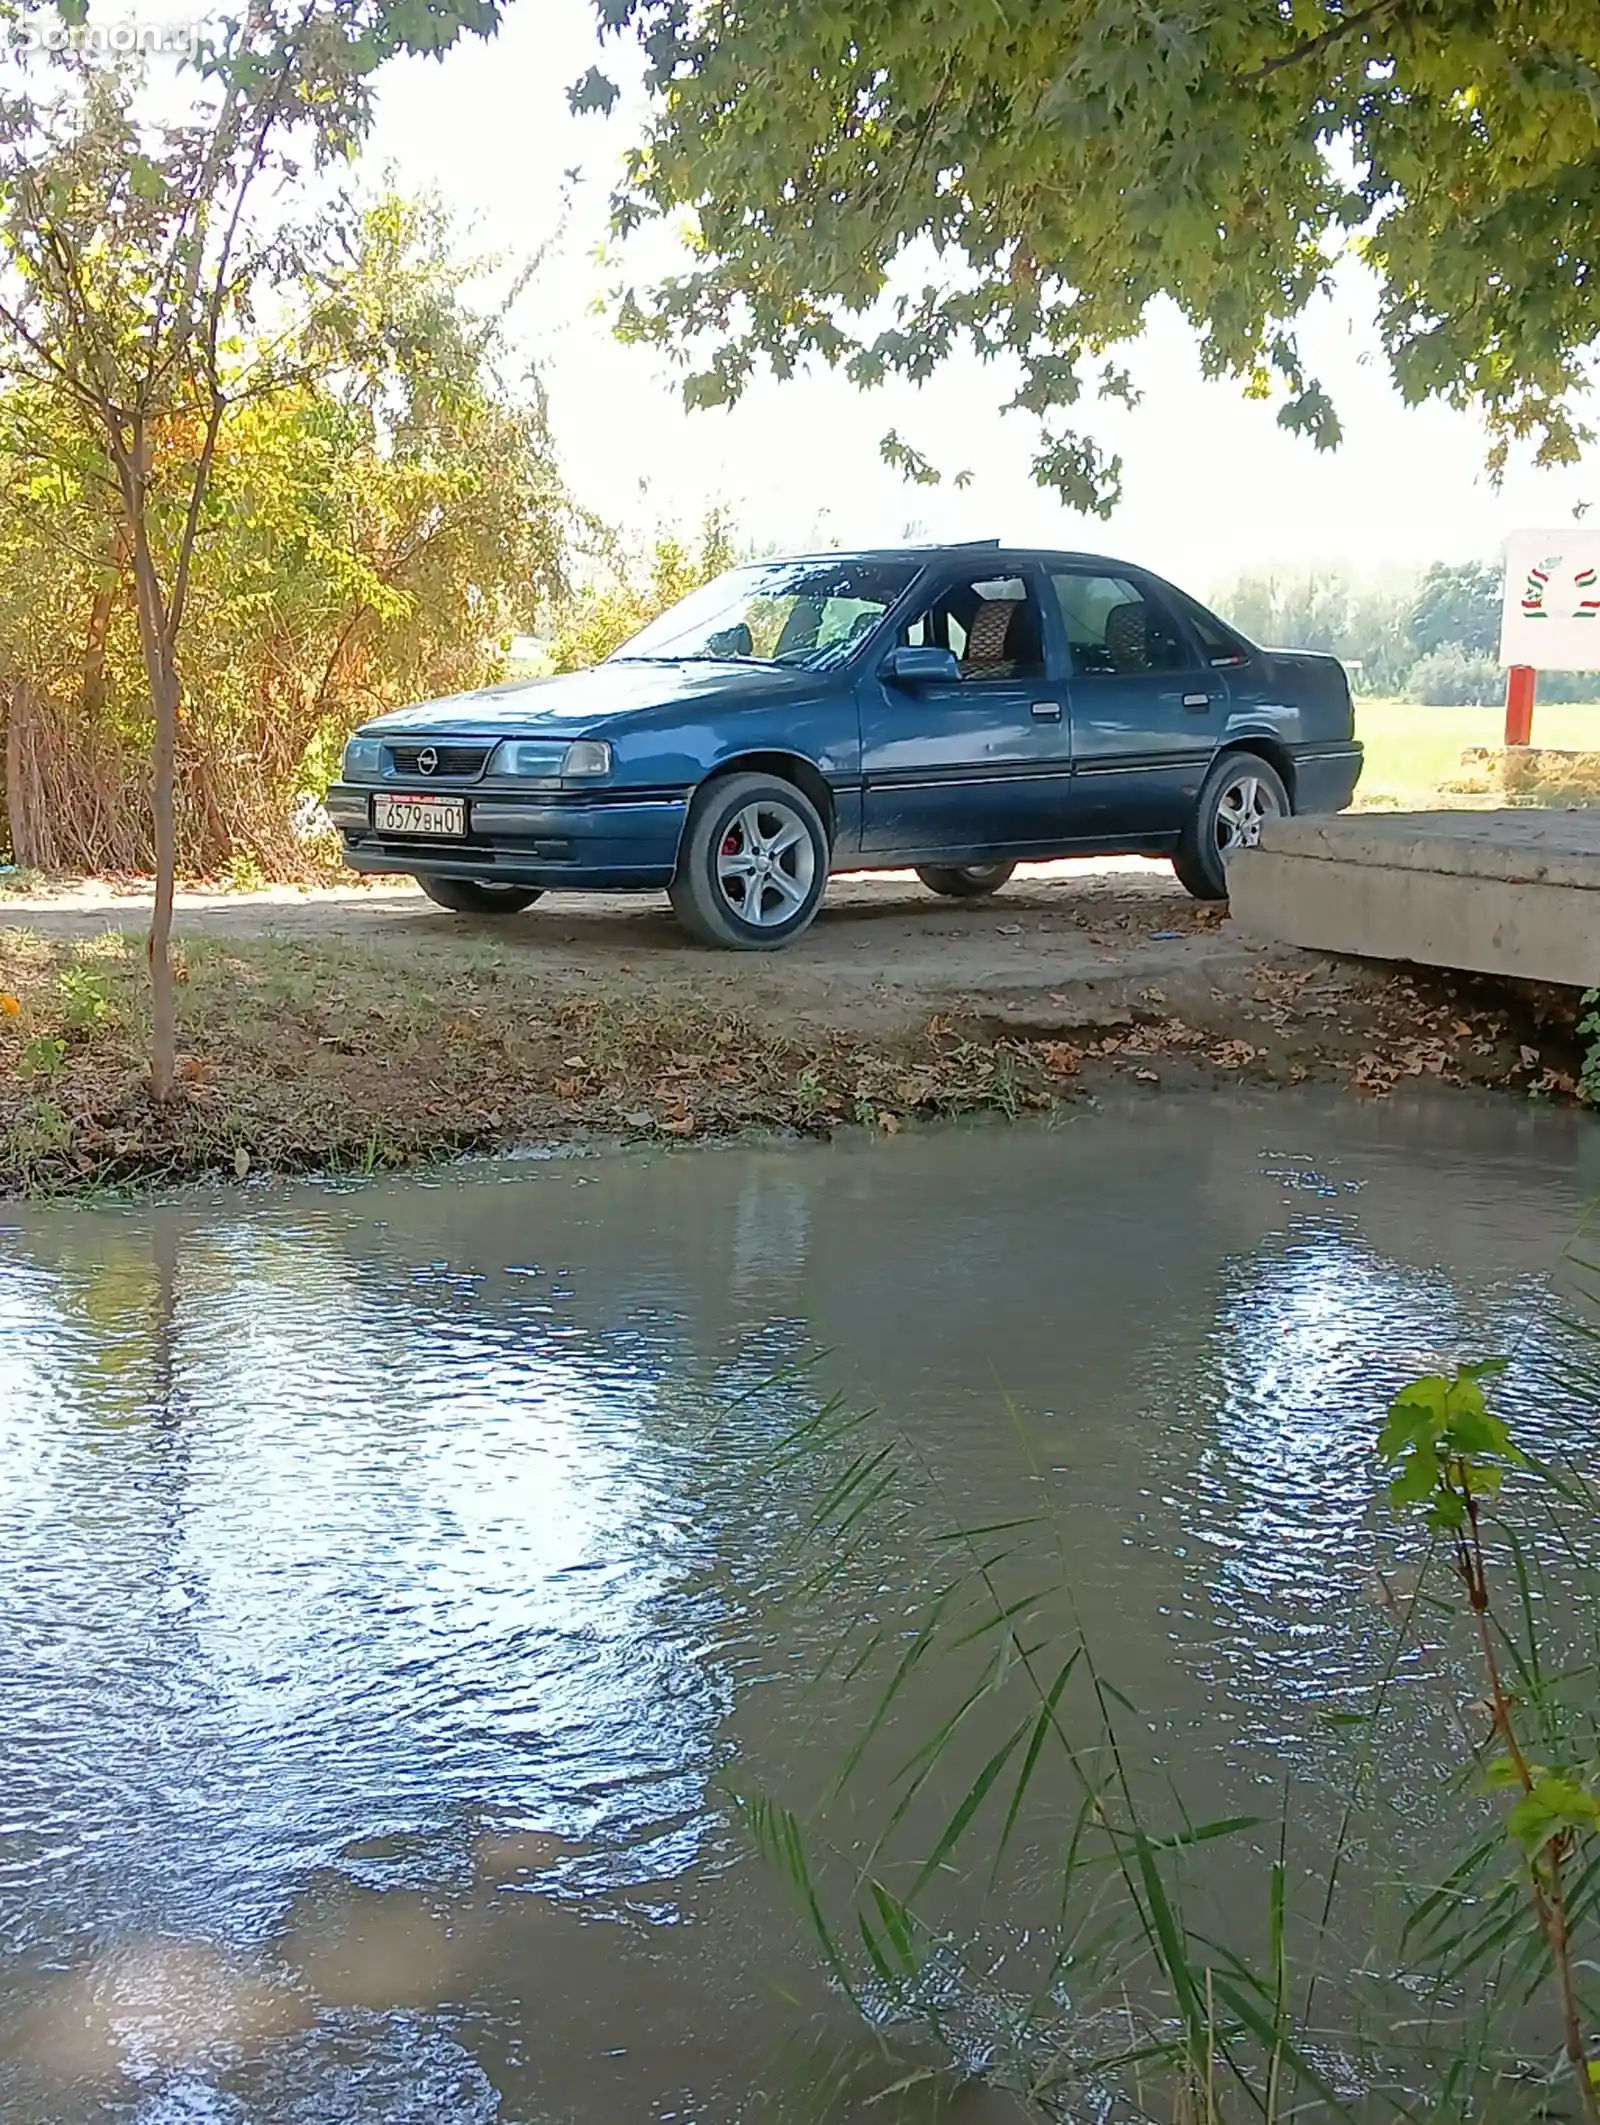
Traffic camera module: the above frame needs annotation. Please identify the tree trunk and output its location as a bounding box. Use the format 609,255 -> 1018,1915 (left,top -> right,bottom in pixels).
120,428 -> 180,1106
147,652 -> 178,1104
3,679 -> 51,870
81,577 -> 115,723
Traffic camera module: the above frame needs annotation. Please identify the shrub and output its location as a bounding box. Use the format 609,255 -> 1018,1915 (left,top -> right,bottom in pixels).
1406,648 -> 1505,706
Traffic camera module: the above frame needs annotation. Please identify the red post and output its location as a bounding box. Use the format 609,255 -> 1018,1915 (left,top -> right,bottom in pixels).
1504,663 -> 1536,748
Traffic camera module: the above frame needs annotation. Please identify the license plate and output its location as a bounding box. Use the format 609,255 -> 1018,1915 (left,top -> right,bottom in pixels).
374,794 -> 466,837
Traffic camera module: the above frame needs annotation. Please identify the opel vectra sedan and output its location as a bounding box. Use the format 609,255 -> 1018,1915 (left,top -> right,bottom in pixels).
328,543 -> 1362,949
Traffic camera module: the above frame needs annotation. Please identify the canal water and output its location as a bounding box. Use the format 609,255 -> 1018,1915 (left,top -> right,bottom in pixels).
0,1092 -> 1596,2123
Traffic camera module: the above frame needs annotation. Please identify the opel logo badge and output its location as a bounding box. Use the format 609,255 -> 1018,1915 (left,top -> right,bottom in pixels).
416,745 -> 439,776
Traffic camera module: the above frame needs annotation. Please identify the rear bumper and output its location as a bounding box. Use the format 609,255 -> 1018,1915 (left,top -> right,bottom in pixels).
328,783 -> 687,891
1291,744 -> 1363,815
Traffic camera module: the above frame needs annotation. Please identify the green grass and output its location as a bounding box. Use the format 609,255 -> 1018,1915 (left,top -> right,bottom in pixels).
1355,698 -> 1600,809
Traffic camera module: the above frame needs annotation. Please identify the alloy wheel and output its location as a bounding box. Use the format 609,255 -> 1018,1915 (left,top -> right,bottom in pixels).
1213,771 -> 1283,854
714,800 -> 817,927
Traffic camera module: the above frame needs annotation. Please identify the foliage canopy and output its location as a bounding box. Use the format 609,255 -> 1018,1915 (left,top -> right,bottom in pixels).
0,194 -> 569,875
585,0 -> 1600,513
548,509 -> 736,672
0,0 -> 511,1093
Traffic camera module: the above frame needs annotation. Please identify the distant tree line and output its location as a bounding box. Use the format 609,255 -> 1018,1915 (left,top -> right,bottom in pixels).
1211,561 -> 1600,706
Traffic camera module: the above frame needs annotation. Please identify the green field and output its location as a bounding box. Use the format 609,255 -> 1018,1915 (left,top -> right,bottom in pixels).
1353,698 -> 1600,808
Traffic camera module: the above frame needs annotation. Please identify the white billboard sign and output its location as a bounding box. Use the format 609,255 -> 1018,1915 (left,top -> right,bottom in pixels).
1500,529 -> 1600,670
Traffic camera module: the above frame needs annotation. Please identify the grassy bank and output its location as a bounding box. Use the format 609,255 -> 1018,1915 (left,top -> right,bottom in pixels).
1355,698 -> 1600,808
0,924 -> 1577,1198
0,928 -> 1085,1193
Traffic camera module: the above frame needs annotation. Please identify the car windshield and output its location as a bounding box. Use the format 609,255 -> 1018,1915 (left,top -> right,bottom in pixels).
609,560 -> 920,673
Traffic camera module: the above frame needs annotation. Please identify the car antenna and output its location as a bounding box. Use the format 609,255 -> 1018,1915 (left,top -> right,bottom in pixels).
950,537 -> 1002,547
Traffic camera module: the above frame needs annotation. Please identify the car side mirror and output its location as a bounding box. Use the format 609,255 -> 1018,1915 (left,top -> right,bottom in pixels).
882,644 -> 961,688
706,623 -> 754,659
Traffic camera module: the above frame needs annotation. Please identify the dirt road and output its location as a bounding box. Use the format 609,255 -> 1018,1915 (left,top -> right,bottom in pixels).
0,857 -> 1317,1038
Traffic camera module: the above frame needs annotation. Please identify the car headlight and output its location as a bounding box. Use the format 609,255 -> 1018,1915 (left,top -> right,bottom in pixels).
489,740 -> 567,780
560,740 -> 613,779
489,739 -> 614,780
341,736 -> 382,779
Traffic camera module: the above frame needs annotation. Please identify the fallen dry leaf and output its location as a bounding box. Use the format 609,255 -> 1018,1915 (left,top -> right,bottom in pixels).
1039,1042 -> 1081,1076
1534,1068 -> 1578,1096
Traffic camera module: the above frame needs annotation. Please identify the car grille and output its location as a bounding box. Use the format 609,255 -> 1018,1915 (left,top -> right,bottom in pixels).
385,742 -> 491,779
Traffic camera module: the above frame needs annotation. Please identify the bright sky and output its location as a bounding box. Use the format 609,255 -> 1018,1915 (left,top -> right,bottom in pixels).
231,0 -> 1600,593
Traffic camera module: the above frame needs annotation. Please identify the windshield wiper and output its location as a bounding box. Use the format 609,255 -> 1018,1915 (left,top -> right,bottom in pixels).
612,653 -> 787,669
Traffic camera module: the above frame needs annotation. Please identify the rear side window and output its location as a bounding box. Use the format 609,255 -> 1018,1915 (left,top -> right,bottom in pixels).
1050,574 -> 1192,677
1179,598 -> 1253,669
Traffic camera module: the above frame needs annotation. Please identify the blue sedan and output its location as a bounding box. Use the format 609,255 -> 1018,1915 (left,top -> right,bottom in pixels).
327,543 -> 1362,949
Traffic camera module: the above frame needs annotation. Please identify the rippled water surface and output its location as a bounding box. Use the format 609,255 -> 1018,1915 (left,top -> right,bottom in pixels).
0,1092 -> 1596,2122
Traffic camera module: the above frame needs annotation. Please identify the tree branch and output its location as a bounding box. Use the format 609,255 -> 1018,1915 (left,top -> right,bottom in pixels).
309,601 -> 372,721
166,392 -> 226,640
0,293 -> 113,421
1237,0 -> 1404,84
166,11 -> 312,639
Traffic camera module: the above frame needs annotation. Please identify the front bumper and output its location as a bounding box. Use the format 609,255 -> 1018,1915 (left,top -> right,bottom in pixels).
327,783 -> 688,891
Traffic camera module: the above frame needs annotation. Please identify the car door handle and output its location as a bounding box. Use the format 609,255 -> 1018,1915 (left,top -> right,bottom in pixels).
1182,692 -> 1212,713
1031,700 -> 1062,720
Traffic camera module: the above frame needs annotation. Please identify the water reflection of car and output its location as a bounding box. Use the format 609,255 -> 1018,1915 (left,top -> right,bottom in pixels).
327,542 -> 1363,951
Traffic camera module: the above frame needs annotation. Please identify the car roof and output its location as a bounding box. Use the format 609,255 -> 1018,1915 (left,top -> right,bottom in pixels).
773,541 -> 1163,576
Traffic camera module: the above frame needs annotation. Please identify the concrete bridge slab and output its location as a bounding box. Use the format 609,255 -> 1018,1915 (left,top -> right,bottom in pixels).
1228,809 -> 1600,989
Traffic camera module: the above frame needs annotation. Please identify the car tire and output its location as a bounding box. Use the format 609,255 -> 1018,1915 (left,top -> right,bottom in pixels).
416,876 -> 543,915
915,862 -> 1017,900
1172,753 -> 1290,901
669,772 -> 830,950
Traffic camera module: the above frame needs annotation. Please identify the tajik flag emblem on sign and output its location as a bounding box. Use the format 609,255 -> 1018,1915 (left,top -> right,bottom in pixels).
1502,530 -> 1600,669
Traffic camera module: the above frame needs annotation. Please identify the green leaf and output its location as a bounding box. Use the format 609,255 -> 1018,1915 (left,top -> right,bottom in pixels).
991,1649 -> 1079,1884
682,370 -> 734,411
1387,1444 -> 1440,1511
867,1878 -> 920,1977
1484,1755 -> 1529,1791
907,1714 -> 1033,1901
1425,1489 -> 1468,1532
568,67 -> 621,115
1209,1974 -> 1357,2119
1377,1377 -> 1448,1461
127,156 -> 167,204
1442,1371 -> 1488,1424
1131,1831 -> 1203,2041
1505,1775 -> 1600,1854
